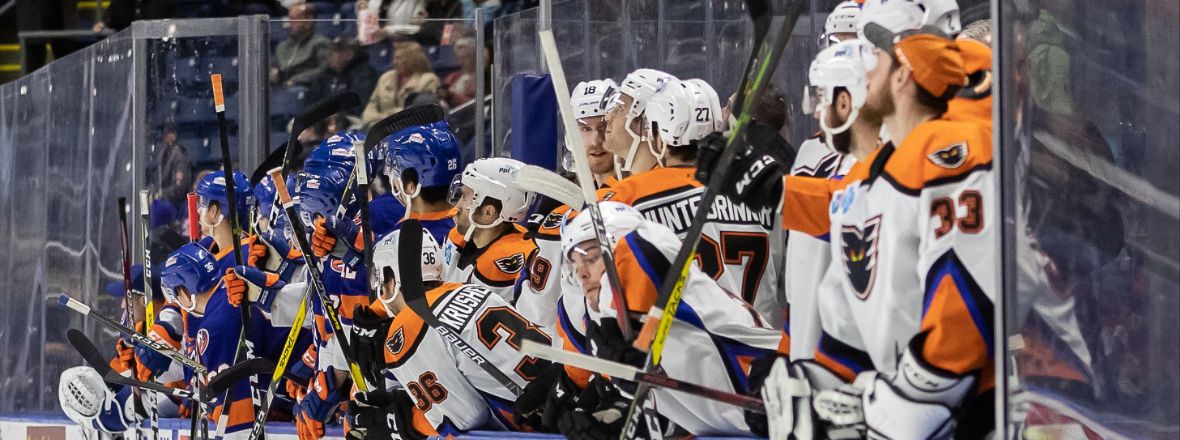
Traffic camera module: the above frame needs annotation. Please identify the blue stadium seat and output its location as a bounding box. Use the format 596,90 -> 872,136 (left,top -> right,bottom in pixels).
271,86 -> 306,120
428,45 -> 459,77
368,43 -> 392,71
340,1 -> 356,19
310,2 -> 338,15
205,56 -> 240,83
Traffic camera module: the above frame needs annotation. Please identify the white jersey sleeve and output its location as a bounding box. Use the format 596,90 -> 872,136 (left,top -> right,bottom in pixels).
784,136 -> 855,359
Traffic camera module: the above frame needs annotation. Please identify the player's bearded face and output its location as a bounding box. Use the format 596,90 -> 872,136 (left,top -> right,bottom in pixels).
860,48 -> 896,124
569,241 -> 606,307
578,117 -> 613,175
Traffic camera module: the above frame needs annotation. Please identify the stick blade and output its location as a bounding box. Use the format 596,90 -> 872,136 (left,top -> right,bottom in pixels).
67,328 -> 114,376
206,357 -> 277,397
363,104 -> 447,150
296,91 -> 361,128
398,219 -> 426,303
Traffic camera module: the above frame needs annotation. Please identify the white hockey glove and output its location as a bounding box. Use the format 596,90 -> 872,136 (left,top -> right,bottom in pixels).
59,366 -> 136,434
813,372 -> 875,439
862,345 -> 976,439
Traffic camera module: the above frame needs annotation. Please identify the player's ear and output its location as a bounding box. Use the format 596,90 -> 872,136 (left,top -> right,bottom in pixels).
836,90 -> 852,118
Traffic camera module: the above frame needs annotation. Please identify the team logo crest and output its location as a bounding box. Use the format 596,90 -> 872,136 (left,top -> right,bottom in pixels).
841,215 -> 882,300
796,153 -> 842,178
928,143 -> 968,169
495,253 -> 526,274
385,328 -> 405,355
541,212 -> 565,230
196,328 -> 210,356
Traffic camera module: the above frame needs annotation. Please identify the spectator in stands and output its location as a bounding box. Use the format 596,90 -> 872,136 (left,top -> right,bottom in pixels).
362,41 -> 441,126
440,36 -> 482,108
271,3 -> 330,87
156,122 -> 192,208
305,37 -> 380,120
357,0 -> 461,46
92,0 -> 178,33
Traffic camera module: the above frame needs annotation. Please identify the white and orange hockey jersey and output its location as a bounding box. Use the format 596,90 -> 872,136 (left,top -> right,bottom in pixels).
780,118 -> 995,403
600,166 -> 781,309
592,219 -> 788,436
783,134 -> 856,359
375,282 -> 552,435
441,226 -> 536,303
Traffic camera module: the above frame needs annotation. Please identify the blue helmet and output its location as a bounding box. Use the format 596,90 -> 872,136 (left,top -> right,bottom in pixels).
159,243 -> 220,307
253,174 -> 278,220
196,170 -> 253,227
296,157 -> 354,230
382,121 -> 462,191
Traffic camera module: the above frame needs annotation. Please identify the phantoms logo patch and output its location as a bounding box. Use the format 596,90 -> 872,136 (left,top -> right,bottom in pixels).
495,253 -> 526,274
385,328 -> 405,355
842,215 -> 882,300
928,143 -> 968,168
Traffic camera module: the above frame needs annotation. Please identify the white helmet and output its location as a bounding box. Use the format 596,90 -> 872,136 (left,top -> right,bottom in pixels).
561,201 -> 644,265
606,68 -> 677,173
803,39 -> 873,152
824,1 -> 862,43
572,78 -> 618,120
59,366 -> 135,433
646,78 -> 723,152
859,0 -> 960,37
371,227 -> 443,314
452,157 -> 534,231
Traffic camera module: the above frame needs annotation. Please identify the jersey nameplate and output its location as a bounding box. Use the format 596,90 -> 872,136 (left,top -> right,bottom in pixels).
638,190 -> 774,234
434,286 -> 495,331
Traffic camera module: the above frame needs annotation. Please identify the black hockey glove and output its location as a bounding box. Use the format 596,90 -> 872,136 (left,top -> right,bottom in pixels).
346,389 -> 425,440
586,318 -> 647,369
514,363 -> 565,432
350,305 -> 393,383
742,352 -> 787,437
542,365 -> 585,431
556,376 -> 633,440
693,129 -> 789,212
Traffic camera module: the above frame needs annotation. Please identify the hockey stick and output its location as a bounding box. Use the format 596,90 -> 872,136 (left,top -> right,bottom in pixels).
268,168 -> 370,391
516,165 -> 583,209
210,73 -> 262,440
138,191 -> 160,440
184,192 -> 203,440
205,358 -> 286,397
620,2 -> 804,438
399,219 -> 525,397
67,329 -> 206,402
281,92 -> 361,177
538,29 -> 634,339
60,295 -> 208,372
520,340 -> 765,413
241,167 -> 372,440
116,197 -> 146,440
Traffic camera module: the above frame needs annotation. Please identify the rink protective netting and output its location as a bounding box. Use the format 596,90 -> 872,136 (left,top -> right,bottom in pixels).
0,0 -> 1176,437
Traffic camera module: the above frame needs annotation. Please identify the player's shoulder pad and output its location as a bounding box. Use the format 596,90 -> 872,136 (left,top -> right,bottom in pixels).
386,310 -> 429,368
475,226 -> 536,285
883,119 -> 992,194
534,205 -> 573,239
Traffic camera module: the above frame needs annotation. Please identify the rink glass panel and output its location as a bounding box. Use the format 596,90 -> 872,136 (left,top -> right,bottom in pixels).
998,0 -> 1180,436
0,33 -> 136,413
266,17 -> 483,167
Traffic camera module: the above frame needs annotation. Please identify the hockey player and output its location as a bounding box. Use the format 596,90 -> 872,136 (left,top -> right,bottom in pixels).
194,170 -> 265,272
601,70 -> 779,307
441,157 -> 537,302
569,78 -> 621,186
560,201 -> 787,437
159,242 -> 258,437
293,132 -> 374,439
700,24 -> 994,438
517,78 -> 619,332
786,38 -> 882,359
819,1 -> 863,48
381,120 -> 462,243
349,226 -> 554,437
